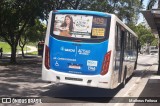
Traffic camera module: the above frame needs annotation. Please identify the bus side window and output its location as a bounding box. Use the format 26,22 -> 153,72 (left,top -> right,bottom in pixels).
115,24 -> 121,50
134,37 -> 137,50
117,25 -> 121,50
129,34 -> 131,51
132,35 -> 134,51
124,31 -> 127,49
126,33 -> 128,51
115,24 -> 118,50
130,34 -> 132,51
130,35 -> 132,50
115,24 -> 121,70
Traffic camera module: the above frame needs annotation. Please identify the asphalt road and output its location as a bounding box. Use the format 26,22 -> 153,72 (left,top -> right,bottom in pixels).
38,54 -> 158,103
0,54 -> 158,106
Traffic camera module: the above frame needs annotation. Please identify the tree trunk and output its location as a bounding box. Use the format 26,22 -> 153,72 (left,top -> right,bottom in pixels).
10,44 -> 17,63
19,35 -> 27,58
21,46 -> 25,58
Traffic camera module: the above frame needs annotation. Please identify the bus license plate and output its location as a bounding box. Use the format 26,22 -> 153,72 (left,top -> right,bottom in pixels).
69,65 -> 81,69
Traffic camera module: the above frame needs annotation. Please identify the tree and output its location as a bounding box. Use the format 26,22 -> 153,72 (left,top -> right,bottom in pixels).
43,0 -> 142,24
19,19 -> 46,57
0,0 -> 45,63
128,23 -> 156,46
0,0 -> 143,63
71,0 -> 142,24
26,20 -> 46,43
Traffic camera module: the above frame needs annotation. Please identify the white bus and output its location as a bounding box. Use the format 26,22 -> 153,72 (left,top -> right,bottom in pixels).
42,10 -> 138,89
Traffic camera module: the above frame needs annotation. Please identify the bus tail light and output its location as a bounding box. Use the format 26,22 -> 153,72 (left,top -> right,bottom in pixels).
101,51 -> 111,75
45,45 -> 50,69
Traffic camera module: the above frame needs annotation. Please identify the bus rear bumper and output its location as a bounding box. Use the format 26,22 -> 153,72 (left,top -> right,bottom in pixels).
42,68 -> 111,89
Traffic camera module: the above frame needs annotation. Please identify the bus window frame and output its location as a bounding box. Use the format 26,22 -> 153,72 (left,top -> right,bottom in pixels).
50,13 -> 111,43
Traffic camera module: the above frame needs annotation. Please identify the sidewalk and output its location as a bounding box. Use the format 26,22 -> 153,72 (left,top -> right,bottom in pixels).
134,63 -> 160,106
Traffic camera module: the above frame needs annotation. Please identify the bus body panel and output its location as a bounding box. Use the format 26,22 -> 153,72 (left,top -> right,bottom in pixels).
42,66 -> 112,88
49,36 -> 108,75
106,15 -> 117,88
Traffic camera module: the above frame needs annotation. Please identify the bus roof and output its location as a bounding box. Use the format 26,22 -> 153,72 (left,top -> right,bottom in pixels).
53,10 -> 111,18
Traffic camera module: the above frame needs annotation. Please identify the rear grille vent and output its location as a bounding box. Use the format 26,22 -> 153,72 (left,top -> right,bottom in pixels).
65,77 -> 83,81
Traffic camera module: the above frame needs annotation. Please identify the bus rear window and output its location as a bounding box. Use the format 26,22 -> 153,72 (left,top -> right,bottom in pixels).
53,14 -> 108,39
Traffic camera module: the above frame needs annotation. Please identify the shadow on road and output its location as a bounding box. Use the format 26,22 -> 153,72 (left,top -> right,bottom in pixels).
40,83 -> 123,103
0,56 -> 123,102
133,69 -> 157,78
0,57 -> 49,97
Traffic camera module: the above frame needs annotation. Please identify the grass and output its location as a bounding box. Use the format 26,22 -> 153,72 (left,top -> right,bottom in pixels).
26,51 -> 38,55
0,42 -> 11,53
0,42 -> 31,53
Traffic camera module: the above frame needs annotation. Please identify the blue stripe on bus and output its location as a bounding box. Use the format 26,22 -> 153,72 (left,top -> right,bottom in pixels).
53,10 -> 111,17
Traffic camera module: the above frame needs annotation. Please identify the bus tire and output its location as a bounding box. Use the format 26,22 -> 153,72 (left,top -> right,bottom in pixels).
122,66 -> 127,88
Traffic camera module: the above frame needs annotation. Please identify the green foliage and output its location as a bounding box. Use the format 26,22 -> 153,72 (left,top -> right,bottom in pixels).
18,19 -> 46,57
0,0 -> 149,63
0,0 -> 46,63
47,0 -> 142,24
26,51 -> 38,55
128,23 -> 157,46
151,38 -> 158,46
23,19 -> 46,43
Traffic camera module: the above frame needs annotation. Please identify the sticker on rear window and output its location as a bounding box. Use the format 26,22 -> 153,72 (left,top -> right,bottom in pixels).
88,66 -> 96,71
87,60 -> 98,67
